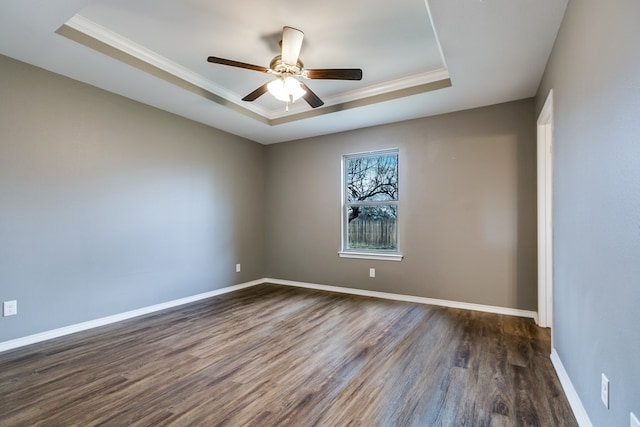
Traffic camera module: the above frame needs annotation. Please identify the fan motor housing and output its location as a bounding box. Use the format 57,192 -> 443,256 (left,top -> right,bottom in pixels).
270,55 -> 304,77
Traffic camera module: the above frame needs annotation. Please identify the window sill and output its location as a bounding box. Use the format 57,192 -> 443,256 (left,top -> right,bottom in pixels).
338,251 -> 404,262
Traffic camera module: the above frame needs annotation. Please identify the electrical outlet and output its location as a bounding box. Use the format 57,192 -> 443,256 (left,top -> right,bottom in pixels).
369,268 -> 375,278
631,412 -> 640,427
3,300 -> 17,317
235,264 -> 241,273
601,373 -> 610,409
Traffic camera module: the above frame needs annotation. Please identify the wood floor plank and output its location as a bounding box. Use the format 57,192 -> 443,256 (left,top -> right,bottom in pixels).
0,284 -> 577,426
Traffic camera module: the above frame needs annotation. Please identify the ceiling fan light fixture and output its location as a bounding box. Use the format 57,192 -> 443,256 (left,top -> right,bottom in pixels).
267,76 -> 306,103
208,26 -> 357,110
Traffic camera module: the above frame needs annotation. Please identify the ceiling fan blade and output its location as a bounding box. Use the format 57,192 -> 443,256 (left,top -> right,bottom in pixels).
299,82 -> 324,108
207,57 -> 269,73
306,68 -> 363,80
242,83 -> 270,102
281,26 -> 304,66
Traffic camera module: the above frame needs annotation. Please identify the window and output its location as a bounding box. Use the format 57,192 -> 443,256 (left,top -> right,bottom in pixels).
340,149 -> 402,261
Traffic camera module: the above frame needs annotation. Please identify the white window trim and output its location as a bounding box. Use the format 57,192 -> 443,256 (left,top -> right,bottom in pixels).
340,148 -> 402,261
338,251 -> 404,262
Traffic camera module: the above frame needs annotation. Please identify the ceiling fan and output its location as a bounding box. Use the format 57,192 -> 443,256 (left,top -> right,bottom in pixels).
207,26 -> 363,111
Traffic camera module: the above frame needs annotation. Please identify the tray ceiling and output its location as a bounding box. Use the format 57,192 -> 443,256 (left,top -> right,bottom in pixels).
0,0 -> 568,144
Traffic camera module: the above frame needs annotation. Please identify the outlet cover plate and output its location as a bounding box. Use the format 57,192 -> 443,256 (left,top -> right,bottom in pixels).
601,373 -> 609,409
369,268 -> 375,278
236,264 -> 241,273
3,300 -> 17,316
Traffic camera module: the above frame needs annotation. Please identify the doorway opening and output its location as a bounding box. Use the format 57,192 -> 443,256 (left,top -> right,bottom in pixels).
537,89 -> 554,331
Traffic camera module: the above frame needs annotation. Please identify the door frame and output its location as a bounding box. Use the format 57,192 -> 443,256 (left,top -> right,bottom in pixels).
537,89 -> 554,330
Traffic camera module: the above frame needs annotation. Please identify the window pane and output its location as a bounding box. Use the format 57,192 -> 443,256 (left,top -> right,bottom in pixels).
347,205 -> 397,250
346,154 -> 398,202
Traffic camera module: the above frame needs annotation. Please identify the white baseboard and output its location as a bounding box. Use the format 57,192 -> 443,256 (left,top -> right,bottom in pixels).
1,277 -> 539,354
550,348 -> 592,427
0,279 -> 263,354
265,278 -> 538,321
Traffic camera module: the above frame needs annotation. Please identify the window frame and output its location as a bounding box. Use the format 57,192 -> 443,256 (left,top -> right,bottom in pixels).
338,148 -> 403,262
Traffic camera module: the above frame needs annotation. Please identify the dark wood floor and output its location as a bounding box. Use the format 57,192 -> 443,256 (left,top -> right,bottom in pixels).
0,284 -> 576,426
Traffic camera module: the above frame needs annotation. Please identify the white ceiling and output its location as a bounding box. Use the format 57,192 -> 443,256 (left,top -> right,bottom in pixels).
0,0 -> 567,144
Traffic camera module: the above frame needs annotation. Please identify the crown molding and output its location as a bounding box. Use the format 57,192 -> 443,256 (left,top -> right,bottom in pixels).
64,14 -> 252,111
268,68 -> 451,119
60,14 -> 450,126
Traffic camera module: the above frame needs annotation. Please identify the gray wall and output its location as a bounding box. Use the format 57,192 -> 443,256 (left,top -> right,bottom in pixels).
536,0 -> 640,424
265,99 -> 538,311
0,54 -> 266,342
